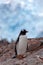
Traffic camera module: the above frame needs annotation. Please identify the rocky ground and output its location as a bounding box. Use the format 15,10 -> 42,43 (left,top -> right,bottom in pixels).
0,39 -> 43,65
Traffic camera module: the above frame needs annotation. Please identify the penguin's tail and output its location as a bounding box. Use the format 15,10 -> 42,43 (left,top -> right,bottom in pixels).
40,42 -> 43,46
12,55 -> 17,59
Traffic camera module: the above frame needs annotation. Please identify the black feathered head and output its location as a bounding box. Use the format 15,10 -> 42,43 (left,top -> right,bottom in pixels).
16,29 -> 28,43
20,29 -> 28,35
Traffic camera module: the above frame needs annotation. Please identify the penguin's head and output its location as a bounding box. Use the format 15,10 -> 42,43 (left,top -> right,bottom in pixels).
20,29 -> 28,35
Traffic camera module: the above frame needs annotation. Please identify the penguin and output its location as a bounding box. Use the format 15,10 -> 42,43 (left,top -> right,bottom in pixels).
12,29 -> 28,59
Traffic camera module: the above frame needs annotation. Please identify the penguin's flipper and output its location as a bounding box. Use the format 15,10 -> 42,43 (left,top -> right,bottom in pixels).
15,44 -> 17,56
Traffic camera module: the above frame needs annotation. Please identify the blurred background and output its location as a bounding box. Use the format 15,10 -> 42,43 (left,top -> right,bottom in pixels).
0,0 -> 43,42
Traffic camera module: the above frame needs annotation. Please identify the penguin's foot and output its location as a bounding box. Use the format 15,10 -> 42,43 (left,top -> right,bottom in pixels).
23,54 -> 27,58
17,54 -> 27,59
17,55 -> 23,59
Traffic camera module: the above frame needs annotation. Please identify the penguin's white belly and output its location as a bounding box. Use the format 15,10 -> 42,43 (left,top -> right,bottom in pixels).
17,35 -> 27,55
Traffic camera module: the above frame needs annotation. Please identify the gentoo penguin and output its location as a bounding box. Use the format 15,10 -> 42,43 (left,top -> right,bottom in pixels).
12,29 -> 28,59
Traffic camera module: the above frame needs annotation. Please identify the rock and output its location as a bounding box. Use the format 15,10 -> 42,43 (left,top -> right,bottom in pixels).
0,55 -> 6,62
0,48 -> 3,54
0,38 -> 43,65
28,39 -> 41,51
